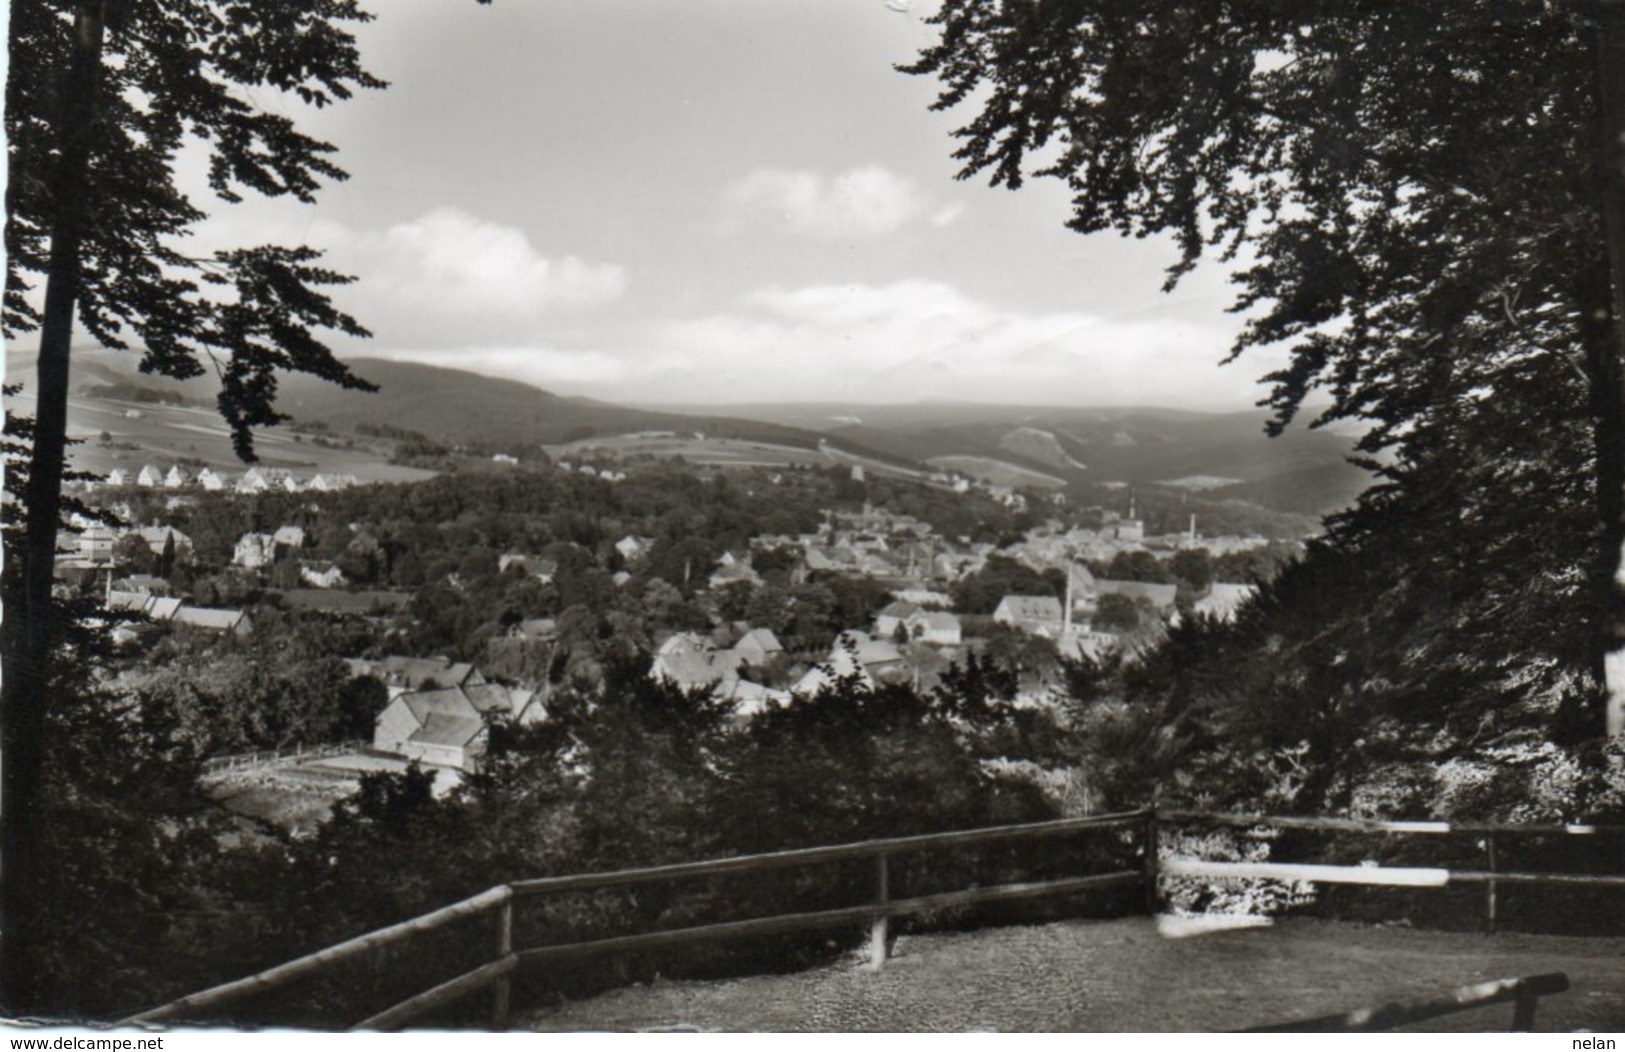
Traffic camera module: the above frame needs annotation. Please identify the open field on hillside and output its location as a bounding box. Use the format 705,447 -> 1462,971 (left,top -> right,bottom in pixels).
925,455 -> 1067,490
526,915 -> 1625,1032
549,434 -> 925,482
6,389 -> 438,485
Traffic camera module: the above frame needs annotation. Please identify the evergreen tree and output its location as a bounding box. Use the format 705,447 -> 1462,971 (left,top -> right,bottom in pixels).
904,0 -> 1625,743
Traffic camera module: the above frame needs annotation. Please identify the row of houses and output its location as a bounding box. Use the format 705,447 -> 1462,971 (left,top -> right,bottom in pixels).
104,465 -> 361,494
105,590 -> 251,636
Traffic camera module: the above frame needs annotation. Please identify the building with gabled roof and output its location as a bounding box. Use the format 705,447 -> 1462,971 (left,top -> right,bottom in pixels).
731,627 -> 783,667
346,655 -> 486,697
373,687 -> 488,771
170,605 -> 252,635
464,683 -> 545,725
993,595 -> 1065,636
907,610 -> 962,646
874,600 -> 921,639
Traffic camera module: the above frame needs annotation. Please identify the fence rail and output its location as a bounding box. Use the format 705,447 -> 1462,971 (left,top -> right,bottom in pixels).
122,808 -> 1624,1031
1242,972 -> 1571,1032
201,740 -> 366,774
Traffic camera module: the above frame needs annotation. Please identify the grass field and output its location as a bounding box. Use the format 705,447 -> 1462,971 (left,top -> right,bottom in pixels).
525,915 -> 1625,1032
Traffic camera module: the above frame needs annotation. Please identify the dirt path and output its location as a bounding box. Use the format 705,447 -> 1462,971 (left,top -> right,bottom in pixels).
525,916 -> 1625,1032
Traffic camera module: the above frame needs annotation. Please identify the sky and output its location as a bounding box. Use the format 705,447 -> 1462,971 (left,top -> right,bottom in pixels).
175,0 -> 1284,410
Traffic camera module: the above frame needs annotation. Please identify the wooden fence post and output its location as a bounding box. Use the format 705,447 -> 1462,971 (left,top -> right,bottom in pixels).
492,890 -> 513,1030
869,853 -> 890,969
1484,834 -> 1498,934
1143,813 -> 1160,916
1511,986 -> 1538,1031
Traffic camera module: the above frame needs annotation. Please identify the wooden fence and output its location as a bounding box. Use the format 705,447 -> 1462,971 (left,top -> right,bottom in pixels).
122,808 -> 1623,1031
201,740 -> 366,775
1243,972 -> 1571,1032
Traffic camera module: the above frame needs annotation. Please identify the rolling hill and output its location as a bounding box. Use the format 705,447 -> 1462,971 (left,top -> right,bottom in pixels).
5,347 -> 1372,516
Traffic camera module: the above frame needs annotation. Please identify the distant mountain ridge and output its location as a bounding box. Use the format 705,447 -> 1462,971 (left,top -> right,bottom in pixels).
6,348 -> 1372,515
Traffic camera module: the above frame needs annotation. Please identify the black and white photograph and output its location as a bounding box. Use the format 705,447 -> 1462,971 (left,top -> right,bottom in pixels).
4,0 -> 1625,1034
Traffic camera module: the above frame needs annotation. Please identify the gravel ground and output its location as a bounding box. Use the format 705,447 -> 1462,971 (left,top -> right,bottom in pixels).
524,916 -> 1625,1032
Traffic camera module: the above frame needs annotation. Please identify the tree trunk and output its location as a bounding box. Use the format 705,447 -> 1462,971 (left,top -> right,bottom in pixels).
0,1 -> 108,1012
1594,3 -> 1625,742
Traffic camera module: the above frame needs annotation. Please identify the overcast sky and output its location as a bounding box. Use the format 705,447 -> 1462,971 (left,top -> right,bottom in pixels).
179,0 -> 1282,410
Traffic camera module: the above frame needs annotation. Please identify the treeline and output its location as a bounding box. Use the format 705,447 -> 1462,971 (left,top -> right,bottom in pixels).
32,642 -> 1106,1022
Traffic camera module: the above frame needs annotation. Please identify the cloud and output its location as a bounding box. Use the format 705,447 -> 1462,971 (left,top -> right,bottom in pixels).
604,279 -> 1263,407
185,206 -> 626,350
365,208 -> 625,317
723,166 -> 935,240
358,279 -> 1269,409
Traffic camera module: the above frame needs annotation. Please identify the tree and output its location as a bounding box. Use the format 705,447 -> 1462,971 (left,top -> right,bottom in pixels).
0,0 -> 425,1007
904,1 -> 1625,742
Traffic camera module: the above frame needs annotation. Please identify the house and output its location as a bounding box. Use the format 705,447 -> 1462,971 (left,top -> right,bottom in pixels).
136,465 -> 163,487
299,562 -> 347,589
235,469 -> 271,494
993,595 -> 1065,636
163,466 -> 190,489
196,467 -> 227,491
233,533 -> 276,570
465,683 -> 545,724
135,524 -> 192,559
373,688 -> 489,771
492,453 -> 519,465
793,631 -> 909,695
273,525 -> 307,550
498,553 -> 559,583
507,618 -> 558,642
708,552 -> 761,591
874,600 -> 921,639
1093,579 -> 1179,615
112,574 -> 171,596
346,655 -> 486,697
651,633 -> 741,693
170,606 -> 252,636
732,627 -> 783,667
106,468 -> 128,487
615,535 -> 653,563
1194,582 -> 1257,623
77,523 -> 116,564
907,610 -> 962,646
